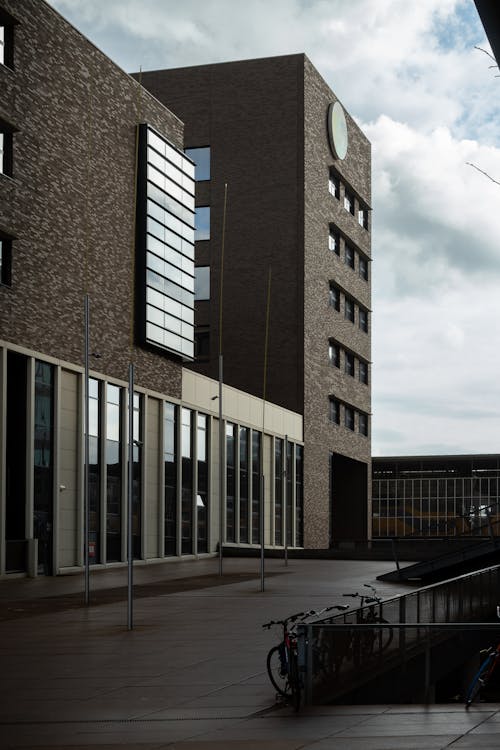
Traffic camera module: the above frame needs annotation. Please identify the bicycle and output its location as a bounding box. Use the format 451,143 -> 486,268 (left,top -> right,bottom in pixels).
263,605 -> 349,711
465,606 -> 500,707
343,584 -> 393,663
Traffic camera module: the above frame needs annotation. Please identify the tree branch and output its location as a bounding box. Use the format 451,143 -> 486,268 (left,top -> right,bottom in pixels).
466,161 -> 500,186
475,45 -> 498,66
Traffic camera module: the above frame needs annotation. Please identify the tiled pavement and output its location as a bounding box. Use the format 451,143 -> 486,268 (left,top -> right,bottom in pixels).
0,556 -> 499,749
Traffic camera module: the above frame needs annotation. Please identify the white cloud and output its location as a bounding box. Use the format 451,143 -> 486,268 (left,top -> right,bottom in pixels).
48,0 -> 500,456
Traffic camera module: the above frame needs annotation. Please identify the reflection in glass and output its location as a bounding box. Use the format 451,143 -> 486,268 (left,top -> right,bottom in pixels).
106,384 -> 122,562
296,446 -> 304,547
226,423 -> 236,543
88,378 -> 101,563
185,146 -> 211,181
252,432 -> 261,544
164,402 -> 177,555
194,266 -> 210,300
274,438 -> 283,545
194,206 -> 210,241
181,408 -> 193,554
197,414 -> 208,553
34,361 -> 54,575
239,427 -> 249,543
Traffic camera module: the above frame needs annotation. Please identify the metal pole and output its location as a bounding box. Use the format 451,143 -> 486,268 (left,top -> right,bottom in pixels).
219,353 -> 224,576
127,363 -> 134,630
260,474 -> 265,592
284,435 -> 288,567
84,295 -> 90,606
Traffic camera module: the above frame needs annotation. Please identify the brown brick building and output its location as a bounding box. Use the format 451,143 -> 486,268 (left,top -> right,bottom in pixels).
140,55 -> 372,549
0,1 -> 303,576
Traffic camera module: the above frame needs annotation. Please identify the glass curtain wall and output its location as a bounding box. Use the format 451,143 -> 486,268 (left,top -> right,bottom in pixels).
181,408 -> 193,554
88,378 -> 101,563
164,402 -> 177,555
34,361 -> 54,575
239,427 -> 249,543
252,432 -> 261,544
286,440 -> 293,546
132,393 -> 142,558
197,413 -> 208,553
295,445 -> 304,547
226,423 -> 236,543
274,438 -> 283,545
106,384 -> 122,562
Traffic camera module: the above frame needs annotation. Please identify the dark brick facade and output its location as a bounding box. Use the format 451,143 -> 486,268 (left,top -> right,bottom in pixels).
0,0 -> 183,397
139,55 -> 372,548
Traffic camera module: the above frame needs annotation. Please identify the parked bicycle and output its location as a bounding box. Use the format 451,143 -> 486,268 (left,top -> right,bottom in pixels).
263,604 -> 349,711
465,606 -> 500,707
342,584 -> 393,664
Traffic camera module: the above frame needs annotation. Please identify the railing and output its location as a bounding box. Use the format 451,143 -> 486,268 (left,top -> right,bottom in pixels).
297,563 -> 500,705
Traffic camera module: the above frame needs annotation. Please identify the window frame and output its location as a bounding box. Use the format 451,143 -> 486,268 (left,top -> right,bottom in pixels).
329,226 -> 340,255
329,397 -> 340,425
329,170 -> 340,199
344,296 -> 355,323
344,189 -> 355,216
345,351 -> 355,377
329,282 -> 341,312
345,406 -> 355,431
345,242 -> 355,269
359,256 -> 369,281
359,359 -> 369,385
194,265 -> 210,301
359,307 -> 369,333
0,9 -> 16,69
194,206 -> 210,241
0,234 -> 12,286
328,341 -> 340,368
359,412 -> 369,436
185,146 -> 210,182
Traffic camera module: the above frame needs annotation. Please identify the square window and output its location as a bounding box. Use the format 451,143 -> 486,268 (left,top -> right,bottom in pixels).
359,307 -> 368,332
359,256 -> 369,281
345,297 -> 354,323
329,398 -> 340,424
345,406 -> 355,431
344,190 -> 355,215
359,412 -> 368,436
0,126 -> 13,177
329,171 -> 340,199
194,329 -> 210,359
0,11 -> 15,69
0,236 -> 12,286
359,360 -> 368,384
329,283 -> 340,312
329,341 -> 340,368
345,352 -> 355,377
185,146 -> 210,181
358,206 -> 369,230
194,266 -> 210,300
194,206 -> 210,240
329,227 -> 340,255
345,243 -> 355,269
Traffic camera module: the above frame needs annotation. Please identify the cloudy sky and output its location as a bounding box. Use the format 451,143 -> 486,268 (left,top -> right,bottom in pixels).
49,0 -> 500,457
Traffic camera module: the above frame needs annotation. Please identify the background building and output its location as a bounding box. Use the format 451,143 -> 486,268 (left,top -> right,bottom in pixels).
372,455 -> 500,539
139,56 -> 372,549
0,0 -> 303,577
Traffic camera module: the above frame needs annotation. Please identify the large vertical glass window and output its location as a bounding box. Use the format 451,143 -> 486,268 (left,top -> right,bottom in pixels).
0,236 -> 12,286
88,378 -> 101,564
274,438 -> 283,545
252,432 -> 261,544
141,125 -> 195,359
185,146 -> 210,181
239,426 -> 249,543
286,441 -> 293,546
0,12 -> 14,69
295,446 -> 304,548
181,408 -> 193,554
226,423 -> 236,543
34,361 -> 54,575
197,413 -> 208,553
164,402 -> 177,555
132,393 -> 142,559
0,125 -> 13,176
106,384 -> 122,562
194,206 -> 210,241
194,266 -> 210,300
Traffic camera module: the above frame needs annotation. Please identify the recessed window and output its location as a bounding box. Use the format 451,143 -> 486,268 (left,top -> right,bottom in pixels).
0,235 -> 12,286
194,328 -> 210,359
328,341 -> 340,368
194,266 -> 210,300
359,412 -> 368,436
345,352 -> 355,377
359,256 -> 369,281
359,360 -> 368,385
329,171 -> 340,199
344,189 -> 355,215
329,227 -> 340,255
329,282 -> 340,312
358,206 -> 369,230
345,406 -> 355,431
0,10 -> 15,69
329,398 -> 340,424
359,307 -> 368,333
194,206 -> 210,241
345,243 -> 355,269
345,296 -> 354,323
185,146 -> 210,182
0,123 -> 14,177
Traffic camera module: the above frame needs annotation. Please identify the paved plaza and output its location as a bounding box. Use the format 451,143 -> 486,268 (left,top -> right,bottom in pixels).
0,556 -> 499,749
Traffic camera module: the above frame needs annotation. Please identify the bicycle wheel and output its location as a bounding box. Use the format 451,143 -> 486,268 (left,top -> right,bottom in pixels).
465,655 -> 494,707
288,651 -> 301,712
267,644 -> 289,697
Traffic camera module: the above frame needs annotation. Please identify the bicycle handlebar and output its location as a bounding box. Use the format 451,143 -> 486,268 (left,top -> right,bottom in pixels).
262,604 -> 350,629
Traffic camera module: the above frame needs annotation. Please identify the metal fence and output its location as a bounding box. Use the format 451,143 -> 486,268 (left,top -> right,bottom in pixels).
297,563 -> 500,705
